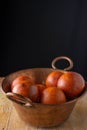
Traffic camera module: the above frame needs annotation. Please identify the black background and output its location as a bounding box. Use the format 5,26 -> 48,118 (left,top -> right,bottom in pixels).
1,0 -> 87,80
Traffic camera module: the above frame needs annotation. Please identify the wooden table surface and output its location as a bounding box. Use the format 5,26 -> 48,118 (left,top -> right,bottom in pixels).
0,78 -> 87,130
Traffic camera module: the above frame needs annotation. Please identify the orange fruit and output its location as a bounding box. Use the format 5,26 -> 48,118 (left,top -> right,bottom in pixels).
12,82 -> 31,98
41,87 -> 66,104
31,84 -> 46,103
46,71 -> 63,87
11,75 -> 34,90
11,75 -> 40,102
35,84 -> 46,96
28,85 -> 40,102
57,72 -> 85,99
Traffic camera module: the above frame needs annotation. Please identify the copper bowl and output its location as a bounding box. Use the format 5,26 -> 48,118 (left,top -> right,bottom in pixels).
1,56 -> 87,128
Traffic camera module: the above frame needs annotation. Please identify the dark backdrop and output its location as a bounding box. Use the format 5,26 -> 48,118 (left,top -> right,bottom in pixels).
1,0 -> 87,80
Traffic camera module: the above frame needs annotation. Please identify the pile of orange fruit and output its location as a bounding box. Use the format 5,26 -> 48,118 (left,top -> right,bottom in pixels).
11,70 -> 85,105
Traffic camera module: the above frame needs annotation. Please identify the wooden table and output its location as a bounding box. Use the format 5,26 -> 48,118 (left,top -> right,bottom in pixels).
0,78 -> 87,130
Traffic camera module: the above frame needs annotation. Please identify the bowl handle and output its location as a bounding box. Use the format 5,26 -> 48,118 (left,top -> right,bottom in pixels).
51,56 -> 73,71
6,92 -> 33,107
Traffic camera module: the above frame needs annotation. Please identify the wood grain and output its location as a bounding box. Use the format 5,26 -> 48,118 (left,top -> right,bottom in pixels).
0,77 -> 87,130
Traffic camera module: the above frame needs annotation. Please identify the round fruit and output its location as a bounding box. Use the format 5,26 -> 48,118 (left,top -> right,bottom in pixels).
46,71 -> 63,87
57,72 -> 85,99
41,87 -> 66,105
28,85 -> 40,102
35,84 -> 46,96
11,75 -> 34,90
11,82 -> 32,98
28,84 -> 46,103
11,75 -> 39,102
